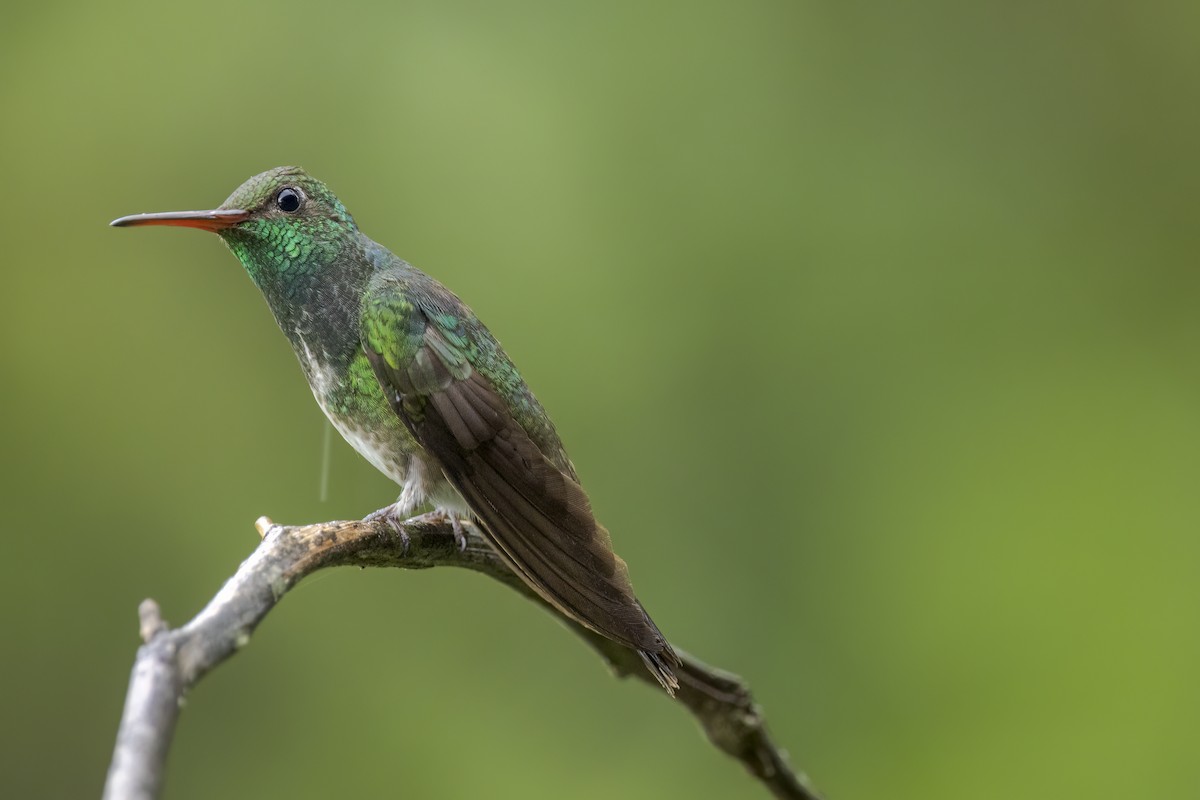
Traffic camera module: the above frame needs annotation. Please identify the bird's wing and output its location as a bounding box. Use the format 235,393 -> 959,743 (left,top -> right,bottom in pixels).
360,284 -> 671,656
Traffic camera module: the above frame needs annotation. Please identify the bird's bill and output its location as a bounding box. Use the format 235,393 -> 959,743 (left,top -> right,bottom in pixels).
109,209 -> 249,232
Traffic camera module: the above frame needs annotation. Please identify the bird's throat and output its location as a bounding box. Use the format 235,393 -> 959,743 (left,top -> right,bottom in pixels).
221,227 -> 371,360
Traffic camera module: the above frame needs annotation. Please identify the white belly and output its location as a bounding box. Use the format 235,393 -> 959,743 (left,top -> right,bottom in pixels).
299,336 -> 469,516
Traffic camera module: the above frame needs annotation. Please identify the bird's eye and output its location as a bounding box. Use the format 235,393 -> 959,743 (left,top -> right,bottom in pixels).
276,187 -> 302,213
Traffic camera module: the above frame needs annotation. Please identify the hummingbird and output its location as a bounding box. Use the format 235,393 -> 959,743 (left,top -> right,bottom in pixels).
112,166 -> 680,694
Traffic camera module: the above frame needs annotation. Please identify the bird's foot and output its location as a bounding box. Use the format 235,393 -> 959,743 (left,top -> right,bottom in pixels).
364,502 -> 412,556
418,509 -> 470,552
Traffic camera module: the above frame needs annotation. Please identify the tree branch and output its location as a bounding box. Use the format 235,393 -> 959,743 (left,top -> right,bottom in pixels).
103,512 -> 823,800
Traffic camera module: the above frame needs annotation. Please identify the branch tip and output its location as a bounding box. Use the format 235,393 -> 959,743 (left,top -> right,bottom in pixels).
254,516 -> 276,539
137,599 -> 166,642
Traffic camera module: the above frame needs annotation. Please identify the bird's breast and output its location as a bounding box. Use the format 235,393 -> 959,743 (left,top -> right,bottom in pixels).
296,337 -> 415,484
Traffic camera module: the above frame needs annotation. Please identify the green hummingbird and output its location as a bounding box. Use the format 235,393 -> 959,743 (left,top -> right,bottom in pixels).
112,166 -> 680,693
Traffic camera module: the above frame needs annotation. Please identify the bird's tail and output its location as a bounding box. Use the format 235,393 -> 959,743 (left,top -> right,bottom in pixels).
639,642 -> 682,697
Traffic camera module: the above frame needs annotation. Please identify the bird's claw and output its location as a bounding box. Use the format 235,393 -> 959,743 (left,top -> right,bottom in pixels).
450,515 -> 468,553
367,505 -> 467,556
417,509 -> 469,552
365,505 -> 411,556
386,516 -> 412,556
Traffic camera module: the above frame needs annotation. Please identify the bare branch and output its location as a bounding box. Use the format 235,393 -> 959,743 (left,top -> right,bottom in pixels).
103,513 -> 823,800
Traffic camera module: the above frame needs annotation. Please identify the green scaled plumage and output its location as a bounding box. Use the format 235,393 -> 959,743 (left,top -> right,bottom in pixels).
111,166 -> 680,694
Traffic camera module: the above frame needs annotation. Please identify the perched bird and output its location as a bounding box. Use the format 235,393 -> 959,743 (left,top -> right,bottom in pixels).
112,167 -> 680,693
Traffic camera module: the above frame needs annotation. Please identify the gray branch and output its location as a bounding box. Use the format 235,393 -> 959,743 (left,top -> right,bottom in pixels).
103,512 -> 823,800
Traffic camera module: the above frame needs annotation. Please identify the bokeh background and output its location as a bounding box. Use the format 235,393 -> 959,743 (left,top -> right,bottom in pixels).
2,2 -> 1197,798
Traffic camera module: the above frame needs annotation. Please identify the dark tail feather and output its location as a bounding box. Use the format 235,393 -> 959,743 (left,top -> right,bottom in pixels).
639,644 -> 682,697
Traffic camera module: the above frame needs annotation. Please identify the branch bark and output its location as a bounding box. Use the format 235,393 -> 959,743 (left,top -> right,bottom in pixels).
103,512 -> 823,800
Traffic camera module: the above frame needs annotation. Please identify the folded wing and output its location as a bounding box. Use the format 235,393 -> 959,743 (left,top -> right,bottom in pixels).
361,282 -> 677,688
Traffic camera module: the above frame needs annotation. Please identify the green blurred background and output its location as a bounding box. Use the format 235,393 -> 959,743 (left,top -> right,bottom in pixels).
2,1 -> 1197,798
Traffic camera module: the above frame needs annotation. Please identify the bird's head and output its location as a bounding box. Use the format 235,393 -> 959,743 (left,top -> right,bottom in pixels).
112,166 -> 359,290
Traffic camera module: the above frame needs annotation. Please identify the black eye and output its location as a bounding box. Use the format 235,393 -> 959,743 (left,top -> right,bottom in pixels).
276,187 -> 302,213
